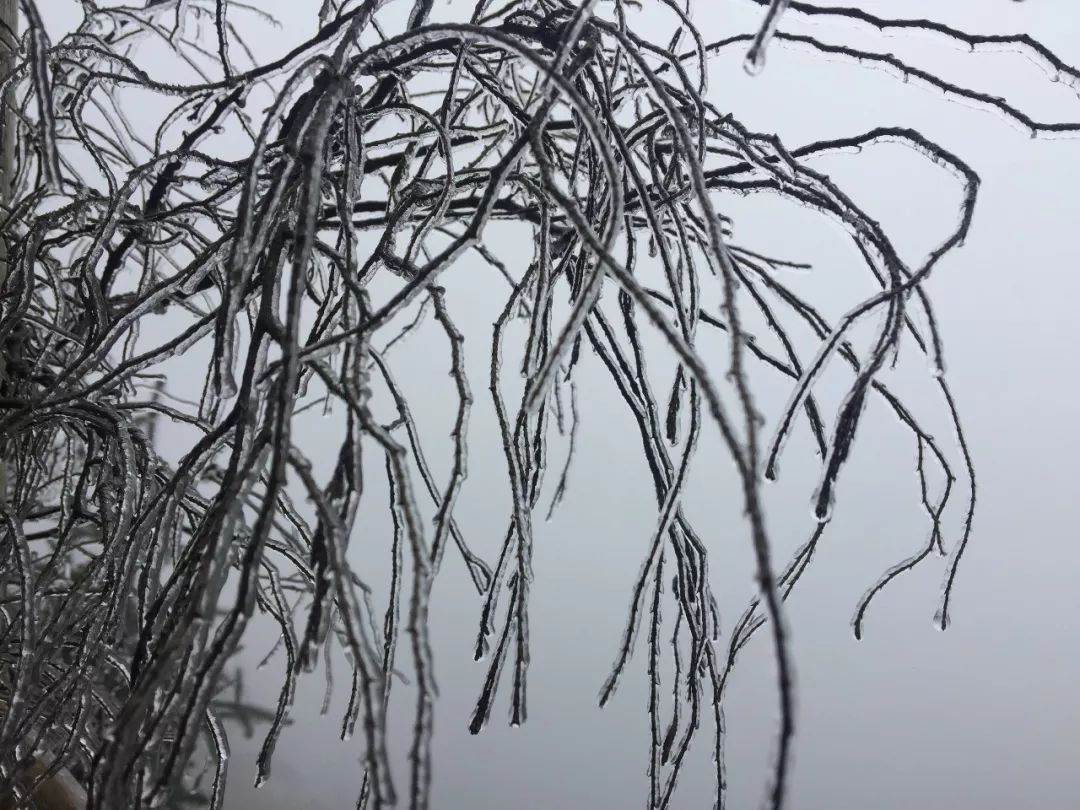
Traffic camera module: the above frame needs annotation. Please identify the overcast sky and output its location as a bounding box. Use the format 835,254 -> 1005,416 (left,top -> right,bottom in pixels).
35,2 -> 1080,808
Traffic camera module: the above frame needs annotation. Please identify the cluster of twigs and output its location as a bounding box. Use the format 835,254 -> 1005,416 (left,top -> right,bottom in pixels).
0,0 -> 1076,808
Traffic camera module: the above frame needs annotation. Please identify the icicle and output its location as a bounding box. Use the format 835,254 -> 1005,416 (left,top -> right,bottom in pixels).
744,0 -> 792,77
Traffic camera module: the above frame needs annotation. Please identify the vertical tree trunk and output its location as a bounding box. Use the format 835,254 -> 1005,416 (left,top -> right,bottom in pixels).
0,0 -> 13,207
0,0 -> 13,289
0,0 -> 15,505
0,749 -> 87,810
0,8 -> 86,809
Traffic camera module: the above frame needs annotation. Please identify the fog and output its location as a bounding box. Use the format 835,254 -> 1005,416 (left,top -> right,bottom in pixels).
33,2 -> 1080,808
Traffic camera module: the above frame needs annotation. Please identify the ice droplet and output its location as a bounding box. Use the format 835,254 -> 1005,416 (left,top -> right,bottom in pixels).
812,495 -> 832,523
743,49 -> 766,77
933,608 -> 950,631
216,369 -> 238,400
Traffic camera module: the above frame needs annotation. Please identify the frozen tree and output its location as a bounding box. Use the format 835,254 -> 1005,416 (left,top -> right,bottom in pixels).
0,1 -> 1076,808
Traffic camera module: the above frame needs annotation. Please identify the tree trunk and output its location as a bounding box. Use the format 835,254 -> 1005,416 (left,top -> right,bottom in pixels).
0,750 -> 87,810
0,7 -> 86,808
0,0 -> 14,504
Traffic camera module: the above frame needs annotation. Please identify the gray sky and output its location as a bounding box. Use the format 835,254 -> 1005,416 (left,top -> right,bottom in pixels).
36,2 -> 1080,808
